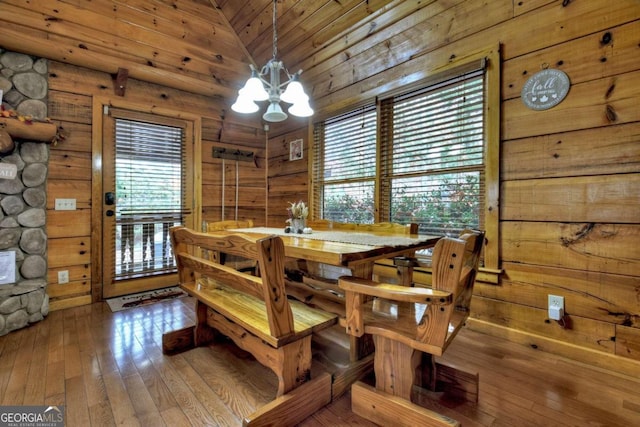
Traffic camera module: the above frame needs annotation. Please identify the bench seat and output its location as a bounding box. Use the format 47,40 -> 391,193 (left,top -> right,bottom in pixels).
182,277 -> 337,348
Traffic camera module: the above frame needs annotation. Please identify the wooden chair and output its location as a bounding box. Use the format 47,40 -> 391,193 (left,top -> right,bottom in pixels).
205,219 -> 254,231
338,230 -> 485,427
205,219 -> 256,272
163,226 -> 338,425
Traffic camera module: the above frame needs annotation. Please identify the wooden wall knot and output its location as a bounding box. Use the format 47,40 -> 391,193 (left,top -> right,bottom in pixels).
605,105 -> 618,123
605,80 -> 616,99
560,223 -> 595,247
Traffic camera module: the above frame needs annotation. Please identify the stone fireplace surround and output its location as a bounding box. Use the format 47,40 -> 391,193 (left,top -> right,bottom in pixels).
0,49 -> 50,335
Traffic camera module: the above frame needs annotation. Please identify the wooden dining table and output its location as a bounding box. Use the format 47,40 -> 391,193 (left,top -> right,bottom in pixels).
228,226 -> 441,279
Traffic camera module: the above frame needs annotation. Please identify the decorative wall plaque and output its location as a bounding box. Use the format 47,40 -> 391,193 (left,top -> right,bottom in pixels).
290,139 -> 303,161
521,69 -> 570,111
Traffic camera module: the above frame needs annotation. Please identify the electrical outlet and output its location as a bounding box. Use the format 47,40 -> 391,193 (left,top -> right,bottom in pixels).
55,198 -> 76,211
548,294 -> 564,320
58,270 -> 69,284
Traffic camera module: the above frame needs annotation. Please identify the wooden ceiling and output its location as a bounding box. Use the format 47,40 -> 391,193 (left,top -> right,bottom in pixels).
0,0 -> 421,120
216,0 -> 398,79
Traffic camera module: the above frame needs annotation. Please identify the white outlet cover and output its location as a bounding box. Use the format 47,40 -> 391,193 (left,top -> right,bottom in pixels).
58,270 -> 69,284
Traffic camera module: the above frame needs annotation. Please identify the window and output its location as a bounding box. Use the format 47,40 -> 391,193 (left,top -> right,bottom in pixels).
314,65 -> 484,236
312,48 -> 500,276
312,105 -> 377,222
380,69 -> 485,236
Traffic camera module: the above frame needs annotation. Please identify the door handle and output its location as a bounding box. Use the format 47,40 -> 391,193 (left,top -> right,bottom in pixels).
106,210 -> 114,217
105,192 -> 115,205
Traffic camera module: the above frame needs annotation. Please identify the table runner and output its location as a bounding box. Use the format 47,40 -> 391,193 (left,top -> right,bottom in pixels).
230,227 -> 436,247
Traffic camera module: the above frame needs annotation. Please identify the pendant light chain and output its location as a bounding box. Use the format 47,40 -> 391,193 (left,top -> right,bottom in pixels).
272,0 -> 278,60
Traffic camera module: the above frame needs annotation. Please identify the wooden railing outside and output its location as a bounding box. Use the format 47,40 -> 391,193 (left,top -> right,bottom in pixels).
115,217 -> 179,278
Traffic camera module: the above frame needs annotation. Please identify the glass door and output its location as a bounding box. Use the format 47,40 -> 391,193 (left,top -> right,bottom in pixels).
102,108 -> 194,298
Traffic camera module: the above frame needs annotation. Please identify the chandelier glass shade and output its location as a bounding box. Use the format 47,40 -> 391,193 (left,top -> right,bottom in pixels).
231,0 -> 313,123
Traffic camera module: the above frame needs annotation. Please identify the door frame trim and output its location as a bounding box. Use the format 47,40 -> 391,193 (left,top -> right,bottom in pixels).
91,96 -> 202,302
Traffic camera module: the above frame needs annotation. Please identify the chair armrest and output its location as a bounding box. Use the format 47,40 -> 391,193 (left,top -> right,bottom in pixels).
338,276 -> 452,305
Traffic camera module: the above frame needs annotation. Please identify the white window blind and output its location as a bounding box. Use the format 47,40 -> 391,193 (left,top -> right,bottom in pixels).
116,119 -> 186,217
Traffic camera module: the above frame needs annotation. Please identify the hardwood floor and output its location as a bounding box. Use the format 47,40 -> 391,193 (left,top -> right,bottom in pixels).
0,296 -> 639,426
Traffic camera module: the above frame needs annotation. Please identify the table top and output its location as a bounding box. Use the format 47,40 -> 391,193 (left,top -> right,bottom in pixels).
229,227 -> 440,268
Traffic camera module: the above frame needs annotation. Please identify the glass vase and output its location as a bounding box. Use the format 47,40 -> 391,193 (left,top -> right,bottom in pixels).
291,218 -> 306,234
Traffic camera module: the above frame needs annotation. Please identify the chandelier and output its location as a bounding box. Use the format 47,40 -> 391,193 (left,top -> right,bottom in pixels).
231,0 -> 313,122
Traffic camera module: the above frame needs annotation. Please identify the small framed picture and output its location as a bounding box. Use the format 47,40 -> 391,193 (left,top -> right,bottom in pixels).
290,139 -> 303,161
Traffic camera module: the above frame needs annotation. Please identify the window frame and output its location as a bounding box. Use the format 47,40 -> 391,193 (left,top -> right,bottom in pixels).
310,46 -> 501,281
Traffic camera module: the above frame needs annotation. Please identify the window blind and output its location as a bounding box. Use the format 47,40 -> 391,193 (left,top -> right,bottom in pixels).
113,118 -> 188,279
380,69 -> 485,236
313,105 -> 377,222
115,119 -> 187,218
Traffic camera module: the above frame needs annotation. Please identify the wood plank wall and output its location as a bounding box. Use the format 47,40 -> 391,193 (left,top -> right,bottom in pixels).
265,0 -> 640,376
44,62 -> 266,310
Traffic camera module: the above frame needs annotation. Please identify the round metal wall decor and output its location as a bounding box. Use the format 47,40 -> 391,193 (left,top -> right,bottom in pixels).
521,68 -> 570,111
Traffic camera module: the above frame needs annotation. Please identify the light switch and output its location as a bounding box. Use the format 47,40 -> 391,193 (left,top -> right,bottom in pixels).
54,198 -> 76,210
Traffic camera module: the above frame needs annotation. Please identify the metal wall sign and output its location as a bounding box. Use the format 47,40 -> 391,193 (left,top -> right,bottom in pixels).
521,69 -> 570,111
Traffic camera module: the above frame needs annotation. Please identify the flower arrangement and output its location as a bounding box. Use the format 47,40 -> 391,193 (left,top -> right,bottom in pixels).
287,200 -> 308,220
286,200 -> 308,233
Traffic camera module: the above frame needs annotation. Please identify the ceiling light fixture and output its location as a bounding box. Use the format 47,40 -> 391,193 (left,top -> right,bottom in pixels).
231,0 -> 313,123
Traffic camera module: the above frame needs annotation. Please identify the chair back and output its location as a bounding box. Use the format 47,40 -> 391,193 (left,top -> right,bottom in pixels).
206,219 -> 254,231
306,220 -> 417,235
424,230 -> 484,351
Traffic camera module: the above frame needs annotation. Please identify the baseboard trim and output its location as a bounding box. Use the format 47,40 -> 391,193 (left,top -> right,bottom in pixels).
467,318 -> 640,378
49,295 -> 92,312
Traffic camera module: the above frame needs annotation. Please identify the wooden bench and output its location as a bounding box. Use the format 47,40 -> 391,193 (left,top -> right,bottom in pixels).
162,226 -> 338,426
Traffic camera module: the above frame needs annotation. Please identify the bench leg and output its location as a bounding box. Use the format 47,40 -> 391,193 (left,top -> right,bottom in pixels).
194,299 -> 217,346
205,309 -> 313,396
244,372 -> 332,427
161,300 -> 216,354
268,337 -> 313,396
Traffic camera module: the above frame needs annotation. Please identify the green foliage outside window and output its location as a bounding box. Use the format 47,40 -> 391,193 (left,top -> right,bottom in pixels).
324,173 -> 479,236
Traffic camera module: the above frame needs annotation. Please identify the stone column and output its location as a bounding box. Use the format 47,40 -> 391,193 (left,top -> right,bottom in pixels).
0,48 -> 50,335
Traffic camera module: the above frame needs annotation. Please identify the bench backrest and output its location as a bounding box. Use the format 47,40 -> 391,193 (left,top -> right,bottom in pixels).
170,226 -> 295,339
